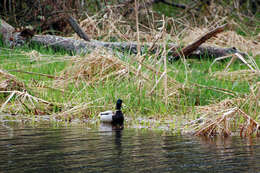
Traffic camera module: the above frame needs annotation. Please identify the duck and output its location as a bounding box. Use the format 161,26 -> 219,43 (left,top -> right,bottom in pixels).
99,99 -> 124,126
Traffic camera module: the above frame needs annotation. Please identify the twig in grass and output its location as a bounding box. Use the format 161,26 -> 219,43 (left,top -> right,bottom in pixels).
210,53 -> 259,73
233,53 -> 258,71
149,71 -> 166,95
208,54 -> 232,73
190,82 -> 238,97
222,53 -> 257,72
8,69 -> 64,80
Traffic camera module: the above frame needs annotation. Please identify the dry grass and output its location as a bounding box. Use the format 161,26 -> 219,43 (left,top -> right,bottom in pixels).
55,47 -> 181,96
193,106 -> 260,137
184,100 -> 260,137
55,49 -> 131,87
0,90 -> 53,115
76,2 -> 260,57
76,10 -> 141,41
0,69 -> 53,115
184,81 -> 260,137
75,5 -> 172,44
186,53 -> 259,137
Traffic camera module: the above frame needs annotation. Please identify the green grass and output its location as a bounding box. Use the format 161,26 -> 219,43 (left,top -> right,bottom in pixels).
0,42 -> 259,120
170,58 -> 257,104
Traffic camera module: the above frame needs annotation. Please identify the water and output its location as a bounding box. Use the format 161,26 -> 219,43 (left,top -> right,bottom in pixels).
0,125 -> 260,173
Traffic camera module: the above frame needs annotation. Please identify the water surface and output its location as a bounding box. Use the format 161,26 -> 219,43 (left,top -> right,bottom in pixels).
0,125 -> 259,172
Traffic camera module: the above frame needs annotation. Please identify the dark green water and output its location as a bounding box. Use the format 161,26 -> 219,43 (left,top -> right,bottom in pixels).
0,125 -> 259,173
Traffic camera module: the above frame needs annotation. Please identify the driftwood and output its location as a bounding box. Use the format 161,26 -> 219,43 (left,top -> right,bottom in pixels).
0,19 -> 244,59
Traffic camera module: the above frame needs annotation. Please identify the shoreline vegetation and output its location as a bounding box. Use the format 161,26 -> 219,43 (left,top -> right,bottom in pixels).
0,1 -> 259,137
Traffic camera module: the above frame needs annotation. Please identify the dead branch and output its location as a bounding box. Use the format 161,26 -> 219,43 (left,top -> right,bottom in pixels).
67,15 -> 90,42
191,82 -> 238,97
172,24 -> 228,58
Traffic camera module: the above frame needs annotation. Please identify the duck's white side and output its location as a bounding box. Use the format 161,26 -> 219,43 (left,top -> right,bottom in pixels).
99,110 -> 114,123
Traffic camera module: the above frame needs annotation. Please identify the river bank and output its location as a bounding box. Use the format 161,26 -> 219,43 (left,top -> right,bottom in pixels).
0,38 -> 259,136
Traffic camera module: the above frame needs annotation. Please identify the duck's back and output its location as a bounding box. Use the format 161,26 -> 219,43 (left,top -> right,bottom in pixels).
100,111 -> 113,122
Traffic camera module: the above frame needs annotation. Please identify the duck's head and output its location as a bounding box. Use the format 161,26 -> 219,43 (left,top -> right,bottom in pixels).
116,99 -> 123,110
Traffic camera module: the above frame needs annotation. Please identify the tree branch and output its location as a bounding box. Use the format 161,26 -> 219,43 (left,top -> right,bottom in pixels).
171,24 -> 228,58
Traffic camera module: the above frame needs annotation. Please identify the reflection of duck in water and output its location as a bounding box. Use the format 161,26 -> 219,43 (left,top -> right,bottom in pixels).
99,99 -> 124,130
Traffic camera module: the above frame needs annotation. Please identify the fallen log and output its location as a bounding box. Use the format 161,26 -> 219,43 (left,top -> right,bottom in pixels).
31,34 -> 241,59
0,19 -> 245,59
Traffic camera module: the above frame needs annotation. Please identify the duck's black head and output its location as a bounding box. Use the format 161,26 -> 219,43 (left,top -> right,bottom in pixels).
116,99 -> 123,110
